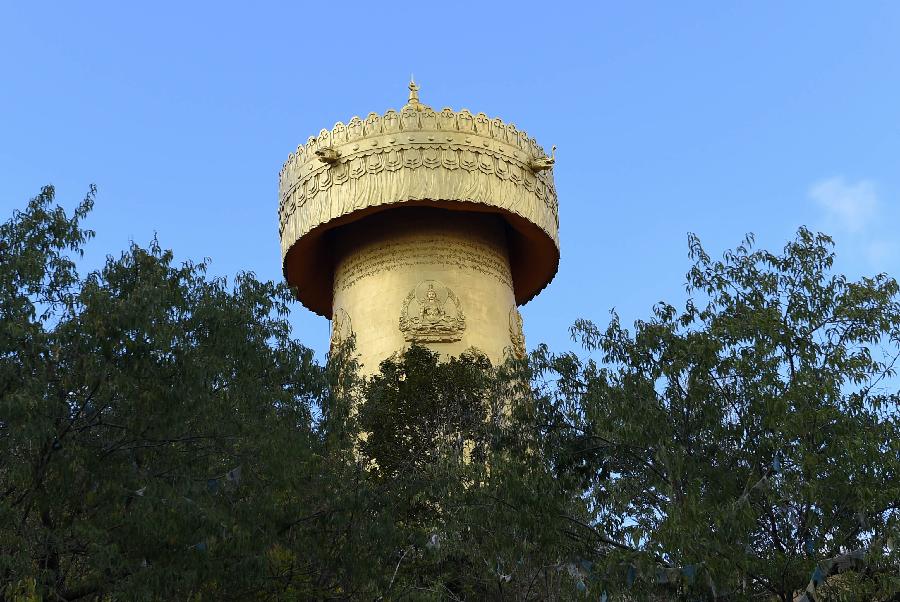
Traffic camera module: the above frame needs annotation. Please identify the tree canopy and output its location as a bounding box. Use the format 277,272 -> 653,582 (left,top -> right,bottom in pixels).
2,187 -> 898,600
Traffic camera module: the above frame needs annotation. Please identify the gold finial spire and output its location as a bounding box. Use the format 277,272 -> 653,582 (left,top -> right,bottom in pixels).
404,75 -> 426,111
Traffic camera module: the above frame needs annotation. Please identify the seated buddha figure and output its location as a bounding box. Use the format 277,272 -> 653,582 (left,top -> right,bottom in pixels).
420,284 -> 447,326
399,280 -> 466,343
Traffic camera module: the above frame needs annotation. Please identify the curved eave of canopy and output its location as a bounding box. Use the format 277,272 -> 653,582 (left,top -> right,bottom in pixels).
282,200 -> 559,318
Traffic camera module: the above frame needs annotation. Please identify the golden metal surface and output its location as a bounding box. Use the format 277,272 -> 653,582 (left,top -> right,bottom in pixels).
278,82 -> 559,317
278,82 -> 559,369
404,77 -> 426,112
330,209 -> 519,370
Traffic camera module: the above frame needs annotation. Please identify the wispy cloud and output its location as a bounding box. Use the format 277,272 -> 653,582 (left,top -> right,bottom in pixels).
808,177 -> 896,270
864,239 -> 896,267
809,177 -> 878,233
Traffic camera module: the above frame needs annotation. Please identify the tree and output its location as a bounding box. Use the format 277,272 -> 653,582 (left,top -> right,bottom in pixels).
4,187 -> 898,601
0,186 -> 336,599
350,345 -> 588,600
534,229 -> 900,600
0,187 -> 585,601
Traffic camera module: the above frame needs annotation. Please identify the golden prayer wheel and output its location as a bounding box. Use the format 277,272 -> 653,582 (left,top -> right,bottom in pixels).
277,81 -> 559,370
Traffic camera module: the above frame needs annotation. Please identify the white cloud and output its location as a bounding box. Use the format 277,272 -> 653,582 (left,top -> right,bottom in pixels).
809,177 -> 879,233
808,176 -> 897,270
865,240 -> 898,269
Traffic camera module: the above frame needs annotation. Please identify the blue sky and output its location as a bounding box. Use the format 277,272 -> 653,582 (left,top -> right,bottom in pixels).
2,2 -> 899,361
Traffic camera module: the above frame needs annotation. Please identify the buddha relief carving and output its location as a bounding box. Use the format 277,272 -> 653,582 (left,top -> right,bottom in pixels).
329,307 -> 353,355
399,280 -> 466,343
509,306 -> 526,359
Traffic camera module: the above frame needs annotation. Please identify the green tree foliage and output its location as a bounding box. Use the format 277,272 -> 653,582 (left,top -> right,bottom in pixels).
539,231 -> 900,600
2,188 -> 899,601
349,346 -> 588,600
0,188 -> 581,600
1,187 -> 331,599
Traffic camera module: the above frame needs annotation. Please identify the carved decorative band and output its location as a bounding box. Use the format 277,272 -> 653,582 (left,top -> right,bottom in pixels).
278,145 -> 559,243
279,106 -> 551,185
278,103 -> 560,264
278,155 -> 559,259
281,141 -> 555,203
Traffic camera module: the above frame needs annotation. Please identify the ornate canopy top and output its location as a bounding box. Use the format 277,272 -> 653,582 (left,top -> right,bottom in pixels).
278,80 -> 557,200
278,81 -> 560,317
